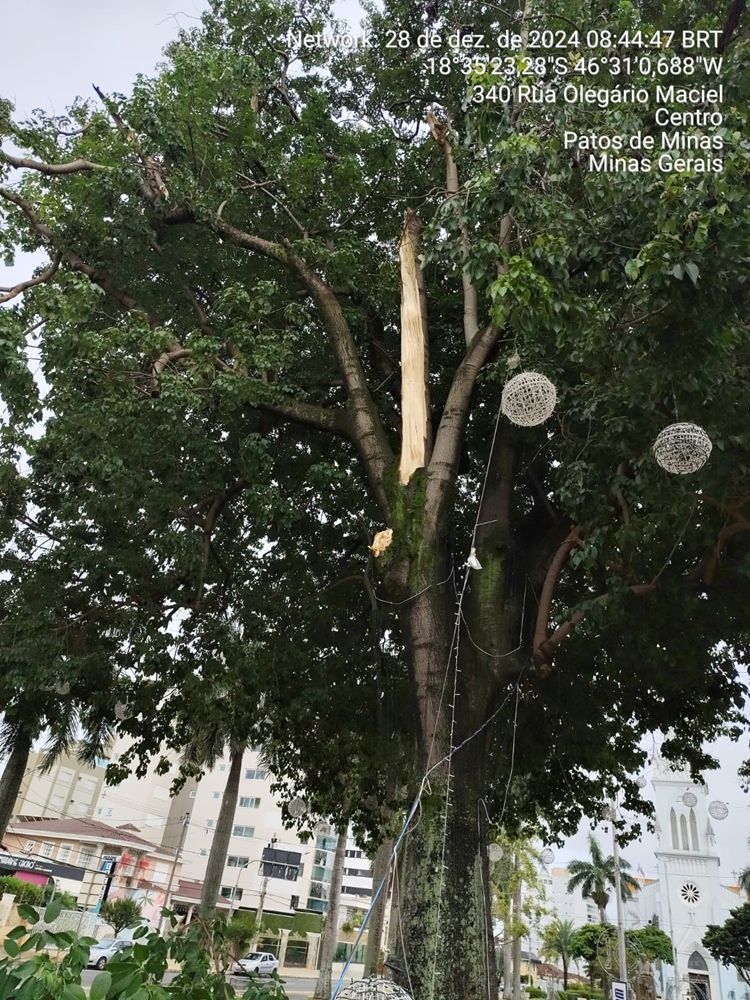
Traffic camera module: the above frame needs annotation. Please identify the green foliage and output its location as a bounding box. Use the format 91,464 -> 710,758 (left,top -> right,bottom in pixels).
625,925 -> 673,963
99,897 -> 143,935
224,914 -> 260,961
567,835 -> 639,919
0,909 -> 290,999
703,905 -> 750,987
541,918 -> 576,987
0,875 -> 45,905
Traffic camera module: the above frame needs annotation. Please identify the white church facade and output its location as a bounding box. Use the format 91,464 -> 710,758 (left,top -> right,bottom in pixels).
627,755 -> 746,1000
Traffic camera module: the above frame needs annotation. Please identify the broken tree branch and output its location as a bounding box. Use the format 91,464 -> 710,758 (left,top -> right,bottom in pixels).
398,209 -> 432,484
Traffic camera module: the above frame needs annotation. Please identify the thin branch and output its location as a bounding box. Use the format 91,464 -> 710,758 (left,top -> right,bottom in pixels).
0,150 -> 105,175
92,84 -> 169,202
532,526 -> 582,663
0,186 -> 157,322
0,253 -> 61,303
427,111 -> 478,346
425,322 -> 502,533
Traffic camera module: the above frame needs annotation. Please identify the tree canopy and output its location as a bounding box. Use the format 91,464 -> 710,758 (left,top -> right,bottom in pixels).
1,0 -> 749,994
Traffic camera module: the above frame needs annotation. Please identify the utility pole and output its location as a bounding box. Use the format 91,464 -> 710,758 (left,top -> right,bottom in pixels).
159,813 -> 189,936
512,851 -> 522,1000
251,837 -> 276,948
610,800 -> 628,986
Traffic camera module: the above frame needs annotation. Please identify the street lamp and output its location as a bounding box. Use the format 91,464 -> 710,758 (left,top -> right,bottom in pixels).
230,858 -> 263,916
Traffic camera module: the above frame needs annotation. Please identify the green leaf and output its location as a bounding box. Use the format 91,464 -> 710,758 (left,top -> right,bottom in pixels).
671,263 -> 684,280
16,905 -> 39,924
44,898 -> 64,923
90,970 -> 113,1000
3,938 -> 19,957
624,259 -> 641,280
684,261 -> 700,285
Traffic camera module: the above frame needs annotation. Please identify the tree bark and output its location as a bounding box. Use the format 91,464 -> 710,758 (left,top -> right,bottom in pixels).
199,746 -> 243,915
315,828 -> 347,999
364,837 -> 393,976
0,729 -> 33,841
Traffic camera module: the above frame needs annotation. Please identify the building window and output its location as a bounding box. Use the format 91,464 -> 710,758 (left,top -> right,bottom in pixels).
238,797 -> 261,809
212,792 -> 220,800
50,794 -> 65,810
232,825 -> 255,838
227,856 -> 250,868
41,842 -> 55,858
670,808 -> 679,849
58,845 -> 72,863
689,808 -> 700,851
680,814 -> 690,851
220,886 -> 243,901
244,769 -> 267,780
189,790 -> 197,798
688,952 -> 709,972
78,848 -> 95,867
57,768 -> 73,784
206,819 -> 215,829
200,849 -> 208,857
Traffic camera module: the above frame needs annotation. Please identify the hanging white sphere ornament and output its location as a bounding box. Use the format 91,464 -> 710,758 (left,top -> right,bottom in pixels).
501,372 -> 557,427
653,422 -> 712,474
288,797 -> 307,818
488,843 -> 504,862
540,848 -> 555,865
708,800 -> 729,820
681,791 -> 698,808
335,978 -> 413,999
636,775 -> 648,788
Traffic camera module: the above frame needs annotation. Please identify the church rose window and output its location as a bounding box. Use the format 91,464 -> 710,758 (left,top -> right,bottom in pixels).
680,882 -> 701,906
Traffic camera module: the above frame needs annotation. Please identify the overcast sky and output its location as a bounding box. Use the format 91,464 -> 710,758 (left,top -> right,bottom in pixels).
1,2 -> 748,886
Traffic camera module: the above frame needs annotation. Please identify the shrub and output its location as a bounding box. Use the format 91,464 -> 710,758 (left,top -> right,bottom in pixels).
100,896 -> 143,935
0,875 -> 45,906
0,905 -> 290,998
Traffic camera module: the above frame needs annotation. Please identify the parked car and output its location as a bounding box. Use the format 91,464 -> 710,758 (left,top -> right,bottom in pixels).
87,938 -> 131,969
233,951 -> 280,976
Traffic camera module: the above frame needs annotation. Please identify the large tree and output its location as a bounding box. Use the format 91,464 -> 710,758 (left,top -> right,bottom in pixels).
1,0 -> 750,997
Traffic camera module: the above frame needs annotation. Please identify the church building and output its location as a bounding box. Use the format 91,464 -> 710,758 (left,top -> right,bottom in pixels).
628,755 -> 746,1000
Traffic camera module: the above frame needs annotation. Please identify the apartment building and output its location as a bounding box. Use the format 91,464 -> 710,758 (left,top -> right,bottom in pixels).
2,816 -> 180,922
7,741 -> 374,930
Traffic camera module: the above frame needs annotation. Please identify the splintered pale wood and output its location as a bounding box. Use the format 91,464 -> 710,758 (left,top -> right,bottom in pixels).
399,209 -> 431,485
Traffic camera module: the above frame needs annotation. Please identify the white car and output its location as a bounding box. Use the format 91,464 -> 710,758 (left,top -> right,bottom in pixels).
87,939 -> 131,969
233,951 -> 280,976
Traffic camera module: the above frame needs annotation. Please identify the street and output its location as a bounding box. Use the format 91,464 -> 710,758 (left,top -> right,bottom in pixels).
80,968 -> 315,998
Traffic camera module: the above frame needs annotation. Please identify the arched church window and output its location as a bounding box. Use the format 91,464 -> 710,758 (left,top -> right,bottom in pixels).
688,951 -> 708,972
680,814 -> 690,850
670,808 -> 679,849
689,808 -> 699,851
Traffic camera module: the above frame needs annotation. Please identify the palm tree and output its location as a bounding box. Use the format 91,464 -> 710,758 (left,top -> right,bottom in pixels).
314,827 -> 346,1000
738,837 -> 750,897
541,918 -> 576,989
567,833 -> 640,923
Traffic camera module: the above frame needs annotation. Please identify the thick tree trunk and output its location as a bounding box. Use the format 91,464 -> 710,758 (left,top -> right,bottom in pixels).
503,938 -> 513,999
364,837 -> 393,976
199,746 -> 243,915
0,730 -> 33,841
315,828 -> 346,999
563,958 -> 569,990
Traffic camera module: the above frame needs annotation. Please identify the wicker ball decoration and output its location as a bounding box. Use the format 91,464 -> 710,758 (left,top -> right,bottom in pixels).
636,775 -> 648,788
681,791 -> 698,808
653,422 -> 712,474
501,372 -> 557,427
288,797 -> 307,818
540,848 -> 555,865
488,843 -> 504,862
708,800 -> 729,821
335,978 -> 413,1000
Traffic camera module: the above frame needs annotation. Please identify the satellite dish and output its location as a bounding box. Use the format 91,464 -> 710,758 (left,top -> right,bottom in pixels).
540,848 -> 555,865
681,792 -> 698,808
288,797 -> 307,818
488,843 -> 503,862
708,800 -> 729,821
